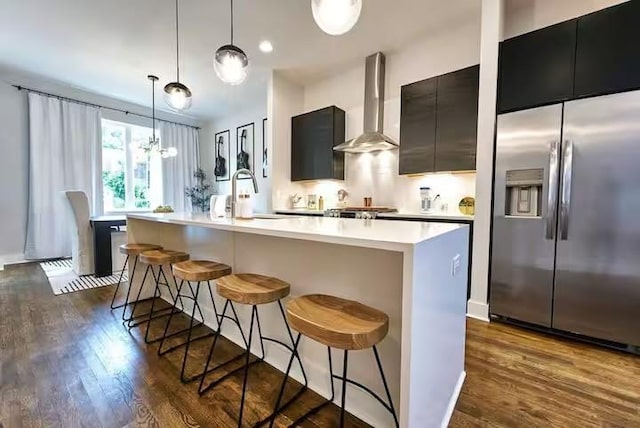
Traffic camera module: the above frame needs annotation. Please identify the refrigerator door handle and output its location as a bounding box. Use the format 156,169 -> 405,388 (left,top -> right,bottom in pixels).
545,140 -> 560,240
559,140 -> 574,240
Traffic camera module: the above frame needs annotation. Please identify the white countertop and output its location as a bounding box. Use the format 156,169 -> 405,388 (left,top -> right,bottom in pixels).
127,212 -> 466,252
275,209 -> 474,222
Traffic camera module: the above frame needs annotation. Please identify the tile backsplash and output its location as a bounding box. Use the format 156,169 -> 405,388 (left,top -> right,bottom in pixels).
294,151 -> 476,215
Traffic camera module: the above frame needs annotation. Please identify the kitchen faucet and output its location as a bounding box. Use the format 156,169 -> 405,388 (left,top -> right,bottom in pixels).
231,168 -> 259,218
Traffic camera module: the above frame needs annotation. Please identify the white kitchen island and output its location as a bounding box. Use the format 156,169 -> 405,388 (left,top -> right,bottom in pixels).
126,212 -> 469,428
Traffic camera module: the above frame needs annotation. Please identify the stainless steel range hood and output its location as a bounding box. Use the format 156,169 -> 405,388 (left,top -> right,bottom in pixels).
334,52 -> 398,153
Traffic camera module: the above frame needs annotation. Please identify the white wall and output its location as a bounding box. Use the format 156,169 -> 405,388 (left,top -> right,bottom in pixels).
0,66 -> 202,265
504,0 -> 628,39
200,101 -> 270,213
268,72 -> 305,210
280,16 -> 481,215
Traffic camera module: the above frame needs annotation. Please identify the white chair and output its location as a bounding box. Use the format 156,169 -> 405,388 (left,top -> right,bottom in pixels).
63,191 -> 94,276
63,190 -> 126,276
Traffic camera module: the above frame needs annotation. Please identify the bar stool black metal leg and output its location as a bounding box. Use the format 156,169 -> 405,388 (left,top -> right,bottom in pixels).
110,255 -> 129,309
340,350 -> 349,428
158,265 -> 184,311
277,300 -> 308,385
238,305 -> 257,427
196,300 -> 251,391
275,346 -> 335,428
125,264 -> 153,325
373,345 -> 399,428
144,265 -> 164,343
180,281 -> 202,382
157,279 -> 187,354
119,256 -> 139,320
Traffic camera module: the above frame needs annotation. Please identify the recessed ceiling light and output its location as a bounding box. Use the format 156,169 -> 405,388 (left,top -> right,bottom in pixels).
259,40 -> 273,53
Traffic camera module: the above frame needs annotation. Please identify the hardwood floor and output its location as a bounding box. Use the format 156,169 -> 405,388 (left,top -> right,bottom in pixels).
1,263 -> 639,427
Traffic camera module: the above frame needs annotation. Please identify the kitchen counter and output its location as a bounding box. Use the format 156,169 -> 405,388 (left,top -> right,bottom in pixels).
127,212 -> 463,251
126,212 -> 469,428
275,209 -> 474,222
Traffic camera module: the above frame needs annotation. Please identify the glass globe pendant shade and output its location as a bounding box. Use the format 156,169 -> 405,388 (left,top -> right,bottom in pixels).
214,44 -> 248,85
311,0 -> 362,36
163,82 -> 192,111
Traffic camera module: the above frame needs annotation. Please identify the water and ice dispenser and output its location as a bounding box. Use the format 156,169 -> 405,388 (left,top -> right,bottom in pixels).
504,168 -> 543,217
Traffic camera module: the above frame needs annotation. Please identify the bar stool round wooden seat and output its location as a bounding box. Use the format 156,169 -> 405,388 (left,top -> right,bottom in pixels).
269,294 -> 399,428
157,260 -> 232,383
198,274 -> 307,428
110,243 -> 162,319
126,249 -> 189,344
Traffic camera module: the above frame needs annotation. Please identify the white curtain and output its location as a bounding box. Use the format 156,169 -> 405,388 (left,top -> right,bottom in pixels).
25,93 -> 102,260
160,121 -> 199,212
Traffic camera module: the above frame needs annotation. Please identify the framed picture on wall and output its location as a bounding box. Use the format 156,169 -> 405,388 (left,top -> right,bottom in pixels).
262,118 -> 268,178
214,130 -> 230,182
236,122 -> 255,179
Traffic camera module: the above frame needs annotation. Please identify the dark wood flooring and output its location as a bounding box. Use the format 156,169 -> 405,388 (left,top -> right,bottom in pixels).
1,263 -> 639,427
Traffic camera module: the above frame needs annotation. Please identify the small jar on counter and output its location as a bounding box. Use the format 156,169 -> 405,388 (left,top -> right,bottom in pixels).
420,187 -> 434,212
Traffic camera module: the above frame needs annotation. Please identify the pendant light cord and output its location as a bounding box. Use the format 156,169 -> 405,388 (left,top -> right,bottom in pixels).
230,0 -> 234,45
175,0 -> 180,82
151,78 -> 156,142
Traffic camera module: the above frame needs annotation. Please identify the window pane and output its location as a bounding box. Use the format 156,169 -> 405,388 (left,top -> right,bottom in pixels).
102,121 -> 126,210
130,125 -> 155,209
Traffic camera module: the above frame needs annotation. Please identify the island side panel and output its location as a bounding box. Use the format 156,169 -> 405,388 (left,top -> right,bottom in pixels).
402,226 -> 468,428
232,232 -> 403,428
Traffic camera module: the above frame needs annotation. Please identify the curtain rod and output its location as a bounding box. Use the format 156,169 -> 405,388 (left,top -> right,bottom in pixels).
12,84 -> 201,130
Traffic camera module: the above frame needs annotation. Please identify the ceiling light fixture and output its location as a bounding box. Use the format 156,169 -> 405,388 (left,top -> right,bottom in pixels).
144,75 -> 178,158
214,0 -> 248,85
164,0 -> 192,111
311,0 -> 362,36
259,40 -> 273,53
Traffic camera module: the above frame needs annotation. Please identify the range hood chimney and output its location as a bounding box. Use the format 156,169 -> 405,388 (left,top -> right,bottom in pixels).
334,52 -> 398,153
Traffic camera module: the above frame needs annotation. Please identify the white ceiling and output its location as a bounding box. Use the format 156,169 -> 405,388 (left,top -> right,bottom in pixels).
0,0 -> 480,120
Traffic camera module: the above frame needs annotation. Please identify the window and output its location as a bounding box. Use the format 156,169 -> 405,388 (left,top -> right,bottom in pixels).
101,119 -> 162,211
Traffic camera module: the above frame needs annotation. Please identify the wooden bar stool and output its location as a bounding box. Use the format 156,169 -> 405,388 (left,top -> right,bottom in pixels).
126,249 -> 189,344
111,243 -> 162,320
269,294 -> 399,428
157,260 -> 232,383
197,274 -> 308,428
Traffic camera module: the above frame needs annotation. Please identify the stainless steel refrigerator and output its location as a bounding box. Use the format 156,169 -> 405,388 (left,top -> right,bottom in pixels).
490,90 -> 640,348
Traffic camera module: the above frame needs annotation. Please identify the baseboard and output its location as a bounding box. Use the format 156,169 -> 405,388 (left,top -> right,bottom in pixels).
441,371 -> 466,428
0,253 -> 26,271
466,299 -> 489,322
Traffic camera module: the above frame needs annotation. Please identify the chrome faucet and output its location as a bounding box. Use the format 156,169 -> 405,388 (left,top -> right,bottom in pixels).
231,168 -> 259,218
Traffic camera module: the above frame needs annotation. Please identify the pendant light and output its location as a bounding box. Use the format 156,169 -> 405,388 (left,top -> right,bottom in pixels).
214,0 -> 248,85
145,75 -> 178,158
164,0 -> 192,111
311,0 -> 362,36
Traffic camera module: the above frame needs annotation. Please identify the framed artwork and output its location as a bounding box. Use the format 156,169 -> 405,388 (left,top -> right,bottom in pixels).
236,122 -> 255,179
214,130 -> 230,182
262,117 -> 268,178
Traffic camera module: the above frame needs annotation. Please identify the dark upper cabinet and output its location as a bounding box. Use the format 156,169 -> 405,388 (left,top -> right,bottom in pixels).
400,66 -> 479,174
498,20 -> 577,113
291,106 -> 345,181
575,1 -> 640,98
435,65 -> 479,172
399,78 -> 437,174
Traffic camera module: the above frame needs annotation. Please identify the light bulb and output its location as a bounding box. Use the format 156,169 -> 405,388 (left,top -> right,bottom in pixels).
214,45 -> 248,85
311,0 -> 362,36
166,147 -> 178,157
163,82 -> 192,111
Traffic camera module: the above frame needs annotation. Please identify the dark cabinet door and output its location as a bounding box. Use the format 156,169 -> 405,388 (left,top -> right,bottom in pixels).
399,78 -> 437,175
291,106 -> 344,181
575,1 -> 640,98
435,65 -> 479,172
498,20 -> 577,113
